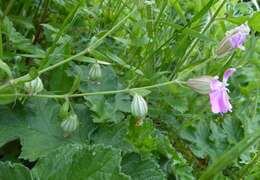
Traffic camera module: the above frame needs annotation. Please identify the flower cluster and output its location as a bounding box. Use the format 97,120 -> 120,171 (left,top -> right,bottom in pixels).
187,68 -> 236,114
186,23 -> 250,114
130,23 -> 250,121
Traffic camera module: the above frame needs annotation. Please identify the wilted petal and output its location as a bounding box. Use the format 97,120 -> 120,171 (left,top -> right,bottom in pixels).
223,68 -> 236,84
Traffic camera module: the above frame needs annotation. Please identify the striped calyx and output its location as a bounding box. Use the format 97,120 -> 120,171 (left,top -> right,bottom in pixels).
131,94 -> 148,118
24,77 -> 44,95
60,113 -> 79,133
89,63 -> 102,81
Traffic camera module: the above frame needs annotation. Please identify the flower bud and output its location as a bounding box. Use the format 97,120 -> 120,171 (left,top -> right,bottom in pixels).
131,94 -> 148,117
215,38 -> 233,56
24,77 -> 44,95
187,76 -> 214,94
60,113 -> 79,133
89,63 -> 102,81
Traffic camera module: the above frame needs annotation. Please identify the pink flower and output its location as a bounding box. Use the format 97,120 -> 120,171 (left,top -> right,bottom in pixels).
209,68 -> 236,114
216,23 -> 250,56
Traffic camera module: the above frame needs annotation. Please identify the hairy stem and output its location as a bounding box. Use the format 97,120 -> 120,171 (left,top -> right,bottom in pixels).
0,80 -> 185,99
0,7 -> 137,91
39,1 -> 82,69
170,0 -> 226,79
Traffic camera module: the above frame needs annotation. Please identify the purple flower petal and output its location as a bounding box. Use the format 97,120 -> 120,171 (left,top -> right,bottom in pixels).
229,32 -> 248,48
209,77 -> 233,114
223,68 -> 236,84
210,89 -> 222,113
210,78 -> 223,91
217,23 -> 250,55
209,85 -> 232,114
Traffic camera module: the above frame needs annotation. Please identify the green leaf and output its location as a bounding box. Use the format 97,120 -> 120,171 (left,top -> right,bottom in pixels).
86,95 -> 125,123
85,93 -> 130,123
74,56 -> 111,65
2,17 -> 44,55
0,99 -> 93,161
226,16 -> 249,25
92,121 -> 134,152
0,59 -> 12,78
32,144 -> 130,180
180,117 -> 243,161
49,65 -> 74,94
78,66 -> 119,92
249,12 -> 260,32
122,153 -> 166,180
127,119 -> 157,154
169,0 -> 186,23
0,86 -> 17,105
0,162 -> 32,180
200,129 -> 260,180
69,75 -> 80,94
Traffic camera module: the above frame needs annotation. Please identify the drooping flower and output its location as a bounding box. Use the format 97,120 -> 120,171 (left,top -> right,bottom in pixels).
187,68 -> 236,114
60,113 -> 79,133
24,77 -> 44,95
131,94 -> 148,118
216,23 -> 250,56
209,68 -> 236,114
187,76 -> 214,94
89,63 -> 102,81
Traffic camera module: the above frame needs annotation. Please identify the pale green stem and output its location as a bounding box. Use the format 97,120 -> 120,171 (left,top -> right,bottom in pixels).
39,1 -> 82,69
4,0 -> 15,16
200,129 -> 260,180
0,80 -> 185,99
182,0 -> 226,64
0,7 -> 137,91
171,0 -> 226,79
0,20 -> 2,58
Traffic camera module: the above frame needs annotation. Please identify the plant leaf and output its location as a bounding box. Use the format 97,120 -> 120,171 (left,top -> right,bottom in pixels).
32,144 -> 130,180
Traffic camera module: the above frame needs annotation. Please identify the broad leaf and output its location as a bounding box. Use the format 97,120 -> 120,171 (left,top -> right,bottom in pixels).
0,162 -> 32,180
32,144 -> 130,180
0,99 -> 93,161
122,153 -> 166,180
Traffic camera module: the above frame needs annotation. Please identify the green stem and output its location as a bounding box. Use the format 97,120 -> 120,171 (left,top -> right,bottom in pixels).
4,0 -> 15,16
33,0 -> 50,43
0,80 -> 185,99
170,0 -> 226,79
39,7 -> 136,73
39,1 -> 82,69
0,20 -> 3,58
199,130 -> 260,180
0,7 -> 136,91
183,0 -> 226,63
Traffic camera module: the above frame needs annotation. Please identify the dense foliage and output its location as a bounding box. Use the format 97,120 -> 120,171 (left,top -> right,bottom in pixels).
0,0 -> 260,179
